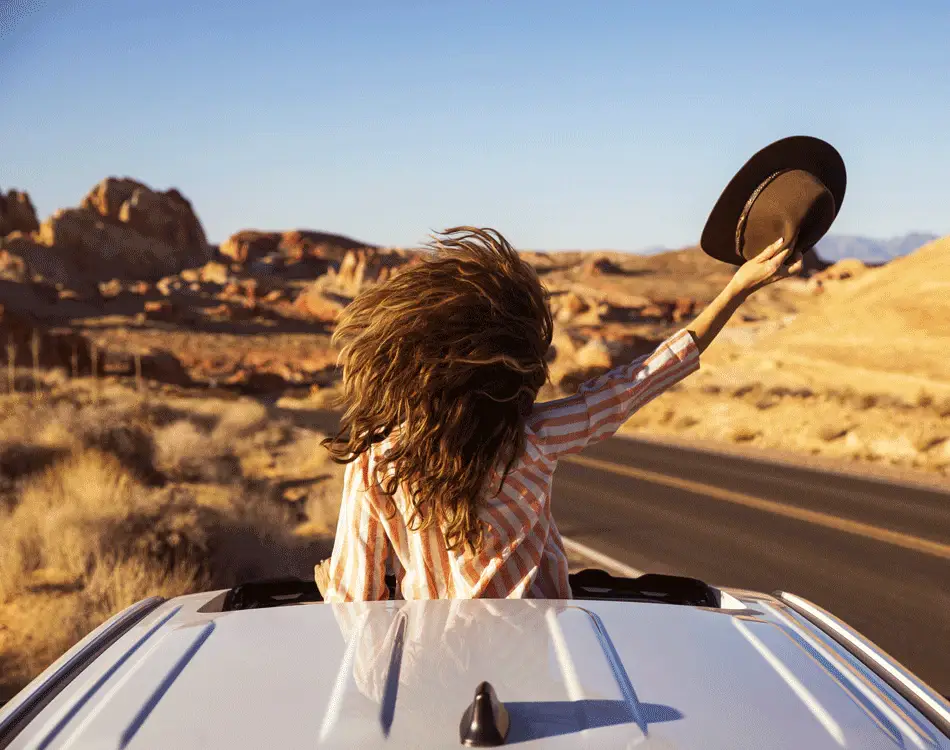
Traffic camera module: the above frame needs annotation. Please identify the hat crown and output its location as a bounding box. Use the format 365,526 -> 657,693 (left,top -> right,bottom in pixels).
737,169 -> 836,262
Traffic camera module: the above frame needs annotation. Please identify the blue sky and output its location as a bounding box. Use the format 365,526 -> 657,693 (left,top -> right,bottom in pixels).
1,0 -> 948,250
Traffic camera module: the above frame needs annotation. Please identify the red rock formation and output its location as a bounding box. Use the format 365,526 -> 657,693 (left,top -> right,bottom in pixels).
0,231 -> 92,295
0,190 -> 40,236
219,231 -> 281,264
581,254 -> 624,275
672,297 -> 697,323
1,178 -> 213,286
0,250 -> 27,283
81,178 -> 210,266
326,247 -> 409,296
143,300 -> 176,322
221,229 -> 375,265
293,286 -> 347,323
638,302 -> 674,322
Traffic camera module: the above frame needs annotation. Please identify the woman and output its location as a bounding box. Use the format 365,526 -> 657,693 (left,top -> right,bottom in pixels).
317,227 -> 802,601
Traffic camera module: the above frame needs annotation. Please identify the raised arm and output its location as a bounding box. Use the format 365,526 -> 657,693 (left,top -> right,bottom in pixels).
526,237 -> 803,462
526,328 -> 700,462
688,237 -> 801,354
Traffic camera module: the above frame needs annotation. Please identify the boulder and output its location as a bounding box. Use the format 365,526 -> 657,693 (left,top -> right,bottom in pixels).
0,249 -> 27,283
144,300 -> 176,322
23,176 -> 213,284
294,286 -> 347,323
38,207 -> 181,280
220,231 -> 282,264
553,291 -> 590,323
0,190 -> 40,236
98,279 -> 123,299
0,231 -> 86,291
672,297 -> 697,323
638,302 -> 674,322
198,261 -> 230,286
81,177 -> 211,267
575,337 -> 613,370
327,247 -> 404,296
581,254 -> 624,275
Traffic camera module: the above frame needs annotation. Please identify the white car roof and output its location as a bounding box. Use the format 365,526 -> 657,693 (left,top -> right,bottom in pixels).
2,578 -> 949,750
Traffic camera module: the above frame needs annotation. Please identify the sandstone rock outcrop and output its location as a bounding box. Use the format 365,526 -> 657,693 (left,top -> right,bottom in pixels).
1,178 -> 213,288
293,286 -> 348,323
0,190 -> 40,236
581,254 -> 624,276
324,248 -> 411,296
81,178 -> 210,265
220,229 -> 373,265
0,231 -> 84,290
219,231 -> 281,264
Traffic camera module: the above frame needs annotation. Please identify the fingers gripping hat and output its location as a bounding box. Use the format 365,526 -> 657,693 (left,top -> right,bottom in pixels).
701,136 -> 847,265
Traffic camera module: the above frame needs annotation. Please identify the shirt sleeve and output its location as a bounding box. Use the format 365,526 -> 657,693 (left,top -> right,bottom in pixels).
526,328 -> 700,462
324,452 -> 391,603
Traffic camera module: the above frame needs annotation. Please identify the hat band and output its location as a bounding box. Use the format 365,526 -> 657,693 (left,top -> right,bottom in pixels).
734,168 -> 794,258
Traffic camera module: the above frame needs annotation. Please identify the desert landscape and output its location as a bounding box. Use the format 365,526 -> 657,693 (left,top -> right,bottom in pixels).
0,177 -> 947,702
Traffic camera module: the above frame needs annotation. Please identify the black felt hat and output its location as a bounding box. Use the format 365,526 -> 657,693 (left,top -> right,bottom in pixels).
700,136 -> 846,266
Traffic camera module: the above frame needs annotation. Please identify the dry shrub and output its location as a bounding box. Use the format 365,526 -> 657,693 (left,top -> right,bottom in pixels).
729,425 -> 761,443
856,393 -> 880,410
304,385 -> 344,411
0,442 -> 332,700
81,422 -> 159,483
153,420 -> 241,483
211,400 -> 269,444
672,415 -> 699,430
0,559 -> 200,703
911,431 -> 948,453
730,383 -> 759,398
766,385 -> 815,399
817,424 -> 850,442
915,390 -> 934,409
657,408 -> 676,425
0,382 -> 343,701
933,395 -> 950,418
277,428 -> 333,477
0,443 -> 69,482
1,450 -> 146,598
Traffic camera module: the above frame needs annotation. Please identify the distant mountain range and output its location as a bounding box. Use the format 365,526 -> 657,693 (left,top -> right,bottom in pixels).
633,232 -> 941,264
811,233 -> 940,264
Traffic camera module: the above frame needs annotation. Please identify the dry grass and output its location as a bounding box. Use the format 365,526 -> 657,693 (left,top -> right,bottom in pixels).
617,373 -> 950,476
0,378 -> 342,704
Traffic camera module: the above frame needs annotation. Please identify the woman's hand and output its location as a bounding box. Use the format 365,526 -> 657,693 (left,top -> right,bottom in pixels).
730,237 -> 805,297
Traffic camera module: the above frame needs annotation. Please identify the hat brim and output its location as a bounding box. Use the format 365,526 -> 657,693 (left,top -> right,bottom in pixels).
700,136 -> 847,265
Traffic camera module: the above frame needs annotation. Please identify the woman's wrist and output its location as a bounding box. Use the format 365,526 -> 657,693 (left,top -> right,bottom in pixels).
725,276 -> 752,303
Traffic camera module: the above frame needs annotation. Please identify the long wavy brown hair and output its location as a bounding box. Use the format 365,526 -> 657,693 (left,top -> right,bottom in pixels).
320,227 -> 554,554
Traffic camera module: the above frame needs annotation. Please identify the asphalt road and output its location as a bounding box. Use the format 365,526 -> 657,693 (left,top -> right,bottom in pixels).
552,436 -> 950,696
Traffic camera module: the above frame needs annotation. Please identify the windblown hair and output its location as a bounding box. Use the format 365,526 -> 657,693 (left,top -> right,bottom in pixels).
321,227 -> 554,554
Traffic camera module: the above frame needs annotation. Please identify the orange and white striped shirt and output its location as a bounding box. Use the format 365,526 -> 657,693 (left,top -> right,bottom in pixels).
323,328 -> 700,602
